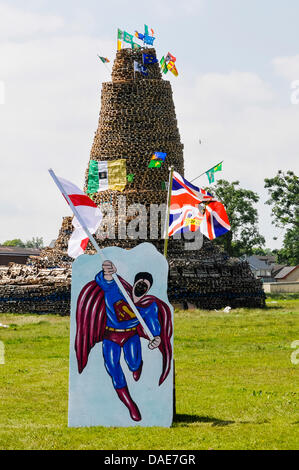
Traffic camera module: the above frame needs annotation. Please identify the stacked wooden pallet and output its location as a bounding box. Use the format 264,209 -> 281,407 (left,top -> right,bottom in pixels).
0,264 -> 71,315
88,47 -> 184,221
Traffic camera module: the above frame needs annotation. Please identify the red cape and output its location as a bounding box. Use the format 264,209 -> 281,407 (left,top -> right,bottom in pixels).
75,276 -> 173,386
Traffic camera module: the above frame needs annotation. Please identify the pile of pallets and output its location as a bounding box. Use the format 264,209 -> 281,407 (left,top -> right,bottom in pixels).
0,264 -> 71,315
0,47 -> 265,315
88,47 -> 184,225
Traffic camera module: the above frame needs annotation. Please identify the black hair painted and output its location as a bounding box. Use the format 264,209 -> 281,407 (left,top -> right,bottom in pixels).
134,272 -> 153,288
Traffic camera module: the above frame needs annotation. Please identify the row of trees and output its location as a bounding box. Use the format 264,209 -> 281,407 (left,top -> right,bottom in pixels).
210,170 -> 298,265
1,237 -> 44,249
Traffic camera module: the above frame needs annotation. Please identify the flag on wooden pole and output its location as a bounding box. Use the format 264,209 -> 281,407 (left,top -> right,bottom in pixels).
49,169 -> 154,341
48,173 -> 103,259
117,28 -> 123,50
167,171 -> 230,240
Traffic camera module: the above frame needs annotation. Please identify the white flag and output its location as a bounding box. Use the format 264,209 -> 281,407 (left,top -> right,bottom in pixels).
54,176 -> 103,259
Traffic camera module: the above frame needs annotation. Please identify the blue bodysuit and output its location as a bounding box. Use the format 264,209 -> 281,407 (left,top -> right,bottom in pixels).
95,271 -> 161,389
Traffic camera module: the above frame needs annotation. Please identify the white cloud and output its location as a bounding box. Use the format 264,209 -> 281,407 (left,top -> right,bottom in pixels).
194,71 -> 274,111
272,55 -> 299,81
0,3 -> 64,39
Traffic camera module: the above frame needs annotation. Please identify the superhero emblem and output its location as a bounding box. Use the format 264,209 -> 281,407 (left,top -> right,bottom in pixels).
113,300 -> 136,322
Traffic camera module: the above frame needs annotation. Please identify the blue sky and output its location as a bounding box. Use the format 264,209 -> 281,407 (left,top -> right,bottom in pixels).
0,0 -> 298,249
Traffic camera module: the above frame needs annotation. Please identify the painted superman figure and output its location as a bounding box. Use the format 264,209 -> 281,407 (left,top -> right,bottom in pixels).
75,260 -> 173,422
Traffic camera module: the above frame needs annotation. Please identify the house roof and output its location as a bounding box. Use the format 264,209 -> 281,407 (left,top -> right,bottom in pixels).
271,264 -> 287,276
275,266 -> 298,279
0,246 -> 41,256
243,255 -> 270,271
256,255 -> 276,265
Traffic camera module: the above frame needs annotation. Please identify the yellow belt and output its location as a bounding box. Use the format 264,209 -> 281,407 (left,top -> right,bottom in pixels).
105,326 -> 137,333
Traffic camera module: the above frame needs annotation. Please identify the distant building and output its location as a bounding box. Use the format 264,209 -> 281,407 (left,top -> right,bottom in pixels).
274,266 -> 299,282
0,246 -> 41,266
48,240 -> 56,248
242,254 -> 299,284
242,255 -> 274,282
255,255 -> 277,265
271,264 -> 287,277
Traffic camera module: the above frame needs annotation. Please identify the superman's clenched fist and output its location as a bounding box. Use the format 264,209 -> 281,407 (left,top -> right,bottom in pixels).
102,260 -> 117,280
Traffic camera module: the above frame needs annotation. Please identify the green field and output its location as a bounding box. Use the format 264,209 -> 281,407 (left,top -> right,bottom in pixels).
0,297 -> 298,450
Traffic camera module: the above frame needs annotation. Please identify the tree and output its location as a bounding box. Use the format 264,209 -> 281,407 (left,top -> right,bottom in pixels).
1,237 -> 44,249
276,227 -> 299,266
25,237 -> 44,249
251,247 -> 276,256
208,179 -> 265,257
2,239 -> 25,247
264,170 -> 299,265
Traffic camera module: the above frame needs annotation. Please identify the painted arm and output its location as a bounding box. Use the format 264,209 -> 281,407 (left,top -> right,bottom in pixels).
95,261 -> 118,292
142,302 -> 161,350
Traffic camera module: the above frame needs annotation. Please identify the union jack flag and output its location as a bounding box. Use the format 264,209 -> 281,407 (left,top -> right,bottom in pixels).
168,171 -> 230,239
199,201 -> 231,240
168,172 -> 214,237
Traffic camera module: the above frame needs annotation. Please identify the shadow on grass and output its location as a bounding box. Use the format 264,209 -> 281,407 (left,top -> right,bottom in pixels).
264,306 -> 282,311
174,414 -> 235,427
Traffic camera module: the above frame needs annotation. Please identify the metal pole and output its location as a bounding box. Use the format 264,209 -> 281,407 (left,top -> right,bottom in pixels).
163,166 -> 174,258
190,160 -> 223,184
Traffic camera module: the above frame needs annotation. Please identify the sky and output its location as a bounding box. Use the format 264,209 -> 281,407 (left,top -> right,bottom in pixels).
0,0 -> 298,249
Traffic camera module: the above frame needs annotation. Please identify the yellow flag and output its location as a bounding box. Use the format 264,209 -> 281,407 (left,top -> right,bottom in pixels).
107,159 -> 127,191
170,66 -> 178,77
167,61 -> 178,77
117,39 -> 122,50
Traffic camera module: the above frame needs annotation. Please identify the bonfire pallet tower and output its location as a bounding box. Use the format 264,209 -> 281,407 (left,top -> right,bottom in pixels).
0,47 -> 265,314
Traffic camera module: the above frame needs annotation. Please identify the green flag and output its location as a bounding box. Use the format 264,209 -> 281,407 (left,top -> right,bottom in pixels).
144,24 -> 149,36
160,56 -> 168,74
87,159 -> 100,193
213,162 -> 222,172
98,55 -> 109,63
205,162 -> 223,184
123,31 -> 133,44
149,160 -> 163,168
117,28 -> 124,40
206,169 -> 215,184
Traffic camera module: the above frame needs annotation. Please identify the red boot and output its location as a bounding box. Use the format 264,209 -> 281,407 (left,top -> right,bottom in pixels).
133,361 -> 143,382
116,386 -> 142,421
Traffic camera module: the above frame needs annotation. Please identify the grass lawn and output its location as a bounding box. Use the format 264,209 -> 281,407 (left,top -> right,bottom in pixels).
0,297 -> 298,450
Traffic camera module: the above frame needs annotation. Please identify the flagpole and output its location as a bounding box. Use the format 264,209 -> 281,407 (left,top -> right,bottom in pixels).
163,166 -> 174,258
48,169 -> 154,341
190,160 -> 223,184
103,62 -> 111,75
49,169 -> 101,255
